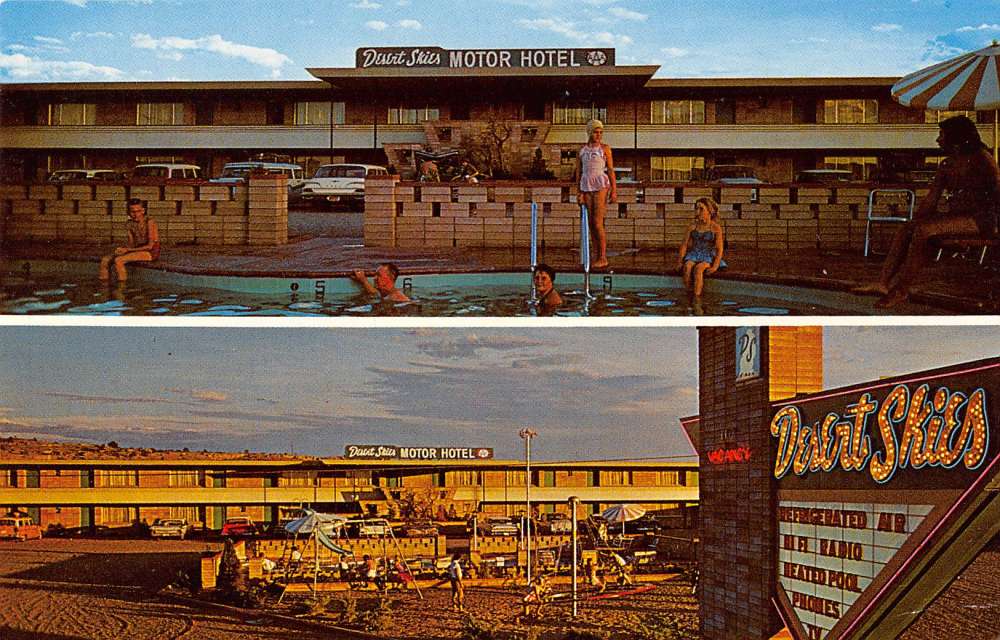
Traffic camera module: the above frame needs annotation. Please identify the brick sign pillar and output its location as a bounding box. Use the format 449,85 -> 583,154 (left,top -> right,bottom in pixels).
697,327 -> 822,639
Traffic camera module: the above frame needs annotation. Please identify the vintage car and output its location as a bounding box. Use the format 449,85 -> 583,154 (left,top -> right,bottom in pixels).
210,161 -> 305,189
539,512 -> 573,534
149,518 -> 191,539
483,516 -> 520,536
47,169 -> 125,182
794,169 -> 854,184
706,164 -> 764,185
355,519 -> 390,538
0,514 -> 43,541
299,163 -> 389,209
132,163 -> 202,180
220,516 -> 258,537
402,519 -> 440,538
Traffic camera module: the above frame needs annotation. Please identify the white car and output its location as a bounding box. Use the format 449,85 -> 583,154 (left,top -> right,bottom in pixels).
149,518 -> 191,539
299,163 -> 389,209
211,161 -> 305,189
484,517 -> 520,536
48,169 -> 124,182
132,163 -> 202,180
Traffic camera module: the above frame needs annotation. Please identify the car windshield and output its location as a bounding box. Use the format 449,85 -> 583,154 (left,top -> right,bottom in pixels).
134,166 -> 168,178
315,166 -> 366,179
52,171 -> 87,181
162,520 -> 183,525
712,167 -> 755,179
220,166 -> 254,178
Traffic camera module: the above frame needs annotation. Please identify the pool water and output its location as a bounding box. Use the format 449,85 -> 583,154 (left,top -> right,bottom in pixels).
0,260 -> 937,316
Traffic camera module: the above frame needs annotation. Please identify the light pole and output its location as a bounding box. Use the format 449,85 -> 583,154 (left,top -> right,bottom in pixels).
519,428 -> 537,587
569,495 -> 580,617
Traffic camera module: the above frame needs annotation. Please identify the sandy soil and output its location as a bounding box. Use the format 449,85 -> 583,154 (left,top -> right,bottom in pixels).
0,538 -> 700,639
0,538 -> 327,639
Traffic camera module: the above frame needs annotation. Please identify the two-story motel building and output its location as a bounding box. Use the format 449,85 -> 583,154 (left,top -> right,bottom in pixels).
1,46 -> 996,184
0,446 -> 698,531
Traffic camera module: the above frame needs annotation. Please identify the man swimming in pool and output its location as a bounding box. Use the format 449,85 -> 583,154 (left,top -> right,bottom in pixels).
351,263 -> 410,302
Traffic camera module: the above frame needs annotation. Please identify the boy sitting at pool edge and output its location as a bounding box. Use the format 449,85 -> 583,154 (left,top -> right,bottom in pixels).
98,198 -> 160,283
676,196 -> 725,299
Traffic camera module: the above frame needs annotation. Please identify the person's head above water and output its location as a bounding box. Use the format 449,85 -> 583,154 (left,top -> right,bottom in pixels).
373,262 -> 400,294
533,263 -> 557,295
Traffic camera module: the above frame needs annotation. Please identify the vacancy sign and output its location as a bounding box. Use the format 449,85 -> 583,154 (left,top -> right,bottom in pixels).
768,358 -> 1000,640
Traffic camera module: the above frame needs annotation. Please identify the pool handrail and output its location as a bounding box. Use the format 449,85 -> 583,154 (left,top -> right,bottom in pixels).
530,201 -> 538,302
581,204 -> 592,299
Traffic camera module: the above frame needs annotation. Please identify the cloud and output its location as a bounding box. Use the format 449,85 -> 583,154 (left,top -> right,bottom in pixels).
33,36 -> 65,45
190,390 -> 228,403
130,33 -> 292,77
71,31 -> 116,40
42,391 -> 166,404
872,23 -> 902,33
608,7 -> 646,21
351,0 -> 381,7
398,19 -> 422,29
366,20 -> 388,31
414,334 -> 546,359
660,47 -> 689,58
956,23 -> 1000,33
157,52 -> 183,62
517,17 -> 631,47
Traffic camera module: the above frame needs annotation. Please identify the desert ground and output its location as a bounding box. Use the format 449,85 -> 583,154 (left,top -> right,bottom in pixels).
0,538 -> 699,639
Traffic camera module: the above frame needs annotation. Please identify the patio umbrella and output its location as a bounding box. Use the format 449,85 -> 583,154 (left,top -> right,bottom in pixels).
601,504 -> 646,536
891,41 -> 1000,161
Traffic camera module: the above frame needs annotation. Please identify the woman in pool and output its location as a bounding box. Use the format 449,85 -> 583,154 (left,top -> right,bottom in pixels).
532,263 -> 562,314
98,198 -> 159,283
676,196 -> 726,299
854,115 -> 1000,307
575,118 -> 617,269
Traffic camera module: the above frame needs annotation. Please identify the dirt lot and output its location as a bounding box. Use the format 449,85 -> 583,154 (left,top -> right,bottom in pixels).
0,538 -> 699,639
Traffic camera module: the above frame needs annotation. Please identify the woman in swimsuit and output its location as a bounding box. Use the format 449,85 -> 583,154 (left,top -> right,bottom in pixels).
854,115 -> 1000,307
98,198 -> 160,282
575,118 -> 617,269
677,197 -> 726,299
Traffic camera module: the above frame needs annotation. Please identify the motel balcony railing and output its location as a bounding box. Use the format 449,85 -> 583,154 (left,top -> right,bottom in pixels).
544,123 -> 991,151
0,124 -> 426,150
0,484 -> 699,506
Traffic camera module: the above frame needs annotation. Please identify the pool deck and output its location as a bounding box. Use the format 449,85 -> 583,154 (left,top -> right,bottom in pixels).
5,232 -> 999,314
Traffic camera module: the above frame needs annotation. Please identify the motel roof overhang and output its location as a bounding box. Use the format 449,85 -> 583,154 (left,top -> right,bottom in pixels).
306,65 -> 660,100
0,456 -> 698,474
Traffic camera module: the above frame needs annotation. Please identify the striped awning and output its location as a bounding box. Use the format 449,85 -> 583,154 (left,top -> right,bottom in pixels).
892,43 -> 1000,110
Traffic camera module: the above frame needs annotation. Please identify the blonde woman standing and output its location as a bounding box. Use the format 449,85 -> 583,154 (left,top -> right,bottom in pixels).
575,119 -> 617,269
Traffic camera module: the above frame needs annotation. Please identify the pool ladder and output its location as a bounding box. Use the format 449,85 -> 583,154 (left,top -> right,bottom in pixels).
529,202 -> 593,304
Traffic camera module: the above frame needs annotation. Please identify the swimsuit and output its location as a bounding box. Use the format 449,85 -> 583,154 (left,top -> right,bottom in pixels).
579,144 -> 610,192
684,229 -> 726,267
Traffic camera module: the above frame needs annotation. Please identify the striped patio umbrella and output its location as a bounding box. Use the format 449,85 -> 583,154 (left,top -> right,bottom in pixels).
601,504 -> 646,536
891,41 -> 1000,160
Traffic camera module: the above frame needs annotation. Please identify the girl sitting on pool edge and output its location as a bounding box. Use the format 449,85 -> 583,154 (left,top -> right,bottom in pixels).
676,197 -> 726,300
98,198 -> 159,283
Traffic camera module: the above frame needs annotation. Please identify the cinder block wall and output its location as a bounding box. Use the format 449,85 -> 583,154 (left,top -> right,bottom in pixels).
365,177 -> 926,253
0,174 -> 288,248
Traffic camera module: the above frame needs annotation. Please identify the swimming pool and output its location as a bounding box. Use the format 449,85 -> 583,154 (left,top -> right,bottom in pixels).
0,260 -> 938,316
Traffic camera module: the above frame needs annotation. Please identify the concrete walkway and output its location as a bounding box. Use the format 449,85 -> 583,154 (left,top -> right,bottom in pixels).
5,211 -> 998,314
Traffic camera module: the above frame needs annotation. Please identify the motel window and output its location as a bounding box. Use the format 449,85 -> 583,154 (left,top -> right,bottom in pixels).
601,470 -> 631,486
552,103 -> 607,125
48,103 -> 95,125
388,106 -> 440,124
687,471 -> 699,487
447,470 -> 480,486
0,470 -> 13,487
650,156 -> 705,181
650,100 -> 706,124
294,101 -> 345,125
924,109 -> 976,123
96,506 -> 136,526
658,471 -> 681,486
823,155 -> 878,180
280,471 -> 316,487
136,102 -> 186,126
94,470 -> 138,488
505,470 -> 527,486
168,470 -> 200,488
169,506 -> 199,522
822,99 -> 878,124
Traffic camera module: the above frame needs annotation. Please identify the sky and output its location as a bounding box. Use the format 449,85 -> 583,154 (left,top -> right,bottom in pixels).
0,0 -> 998,82
1,325 -> 998,461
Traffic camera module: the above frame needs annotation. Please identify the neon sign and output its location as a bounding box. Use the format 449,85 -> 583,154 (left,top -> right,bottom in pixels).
707,446 -> 752,465
770,384 -> 989,483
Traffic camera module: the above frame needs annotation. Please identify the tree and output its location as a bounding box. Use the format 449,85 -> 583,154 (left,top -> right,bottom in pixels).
217,538 -> 245,603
